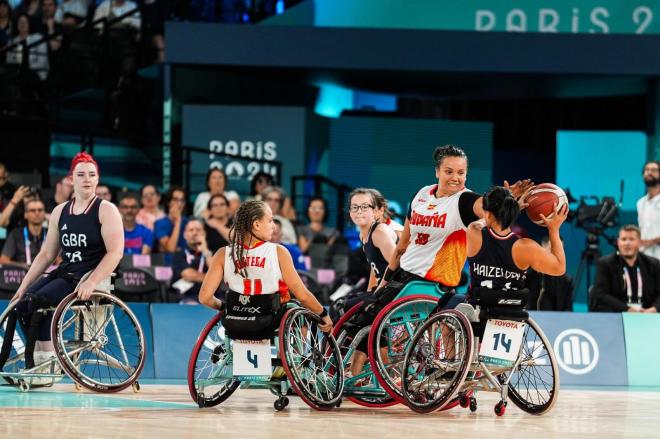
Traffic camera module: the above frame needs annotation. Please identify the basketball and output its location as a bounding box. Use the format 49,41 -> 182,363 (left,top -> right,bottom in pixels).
524,183 -> 568,226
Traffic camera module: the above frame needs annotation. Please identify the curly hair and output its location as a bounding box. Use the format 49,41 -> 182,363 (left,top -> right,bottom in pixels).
229,200 -> 268,278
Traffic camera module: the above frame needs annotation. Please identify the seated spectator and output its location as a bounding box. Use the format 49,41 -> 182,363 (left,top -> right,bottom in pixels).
591,224 -> 660,313
34,0 -> 63,54
262,186 -> 296,244
193,167 -> 240,219
93,0 -> 141,32
171,219 -> 211,304
96,184 -> 113,202
119,192 -> 153,255
6,14 -> 49,81
44,175 -> 73,213
525,236 -> 574,311
247,171 -> 274,201
203,193 -> 231,253
0,199 -> 46,267
0,162 -> 18,214
54,0 -> 91,28
297,196 -> 338,254
14,0 -> 41,30
0,1 -> 12,50
272,218 -> 306,271
154,186 -> 189,253
136,183 -> 164,230
0,185 -> 36,233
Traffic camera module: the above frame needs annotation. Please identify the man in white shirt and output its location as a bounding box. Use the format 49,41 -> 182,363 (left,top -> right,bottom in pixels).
637,160 -> 660,260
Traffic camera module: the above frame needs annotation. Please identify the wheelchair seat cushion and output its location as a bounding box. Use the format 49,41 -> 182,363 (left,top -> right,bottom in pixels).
222,290 -> 282,341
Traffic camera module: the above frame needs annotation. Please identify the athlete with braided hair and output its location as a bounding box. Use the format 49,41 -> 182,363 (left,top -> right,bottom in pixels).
199,200 -> 332,333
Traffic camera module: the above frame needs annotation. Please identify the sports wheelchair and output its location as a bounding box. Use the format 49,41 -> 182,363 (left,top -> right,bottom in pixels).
401,288 -> 559,415
0,272 -> 146,392
334,280 -> 463,408
188,291 -> 343,411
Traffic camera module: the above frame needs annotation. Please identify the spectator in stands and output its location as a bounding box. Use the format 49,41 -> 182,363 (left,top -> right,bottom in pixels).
14,0 -> 41,30
637,160 -> 660,261
262,186 -> 296,244
0,1 -> 13,50
93,0 -> 141,32
203,193 -> 231,253
590,224 -> 660,313
34,0 -> 62,54
136,183 -> 164,231
154,186 -> 188,253
193,167 -> 240,219
95,184 -> 113,202
54,0 -> 91,28
297,196 -> 338,254
272,218 -> 306,271
0,162 -> 18,212
0,184 -> 34,232
0,199 -> 46,267
44,175 -> 73,213
248,171 -> 274,201
525,236 -> 574,311
171,219 -> 211,304
6,13 -> 49,80
119,192 -> 153,255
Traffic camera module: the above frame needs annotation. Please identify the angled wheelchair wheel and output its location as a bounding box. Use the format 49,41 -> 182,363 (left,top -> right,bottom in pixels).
402,309 -> 473,413
503,318 -> 559,415
188,312 -> 239,407
279,308 -> 343,410
51,292 -> 146,393
333,301 -> 396,408
0,301 -> 25,385
369,295 -> 438,404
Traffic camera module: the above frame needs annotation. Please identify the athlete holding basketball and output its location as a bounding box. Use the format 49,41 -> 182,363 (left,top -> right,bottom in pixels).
9,152 -> 124,369
199,200 -> 332,334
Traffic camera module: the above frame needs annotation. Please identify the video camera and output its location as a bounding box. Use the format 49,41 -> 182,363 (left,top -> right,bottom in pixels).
573,195 -> 618,229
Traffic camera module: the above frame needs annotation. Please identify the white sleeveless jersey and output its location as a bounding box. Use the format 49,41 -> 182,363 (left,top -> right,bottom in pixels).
400,185 -> 470,287
224,241 -> 287,296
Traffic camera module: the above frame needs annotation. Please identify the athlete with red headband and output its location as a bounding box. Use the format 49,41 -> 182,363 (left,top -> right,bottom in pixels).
10,152 -> 124,370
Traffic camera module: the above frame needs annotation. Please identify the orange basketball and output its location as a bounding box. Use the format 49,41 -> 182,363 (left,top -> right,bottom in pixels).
524,183 -> 568,226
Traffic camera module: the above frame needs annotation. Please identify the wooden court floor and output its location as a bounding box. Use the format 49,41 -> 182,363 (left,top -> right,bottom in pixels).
0,383 -> 657,438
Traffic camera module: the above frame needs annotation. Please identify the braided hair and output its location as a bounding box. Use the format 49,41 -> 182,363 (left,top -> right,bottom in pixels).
229,200 -> 268,278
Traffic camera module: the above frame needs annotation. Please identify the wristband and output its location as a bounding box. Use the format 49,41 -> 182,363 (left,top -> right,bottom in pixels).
318,308 -> 328,319
383,268 -> 395,282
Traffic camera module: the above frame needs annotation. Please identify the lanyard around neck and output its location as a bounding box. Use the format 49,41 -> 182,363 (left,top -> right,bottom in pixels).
23,226 -> 44,266
623,265 -> 643,306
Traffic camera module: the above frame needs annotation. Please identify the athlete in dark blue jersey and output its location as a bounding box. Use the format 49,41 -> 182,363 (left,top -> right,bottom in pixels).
10,153 -> 123,366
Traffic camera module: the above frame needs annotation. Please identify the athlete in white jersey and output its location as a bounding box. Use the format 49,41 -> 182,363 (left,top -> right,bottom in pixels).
199,200 -> 332,333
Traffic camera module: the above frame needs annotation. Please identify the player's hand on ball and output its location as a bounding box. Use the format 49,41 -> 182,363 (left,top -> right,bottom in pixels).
539,203 -> 568,231
504,179 -> 535,200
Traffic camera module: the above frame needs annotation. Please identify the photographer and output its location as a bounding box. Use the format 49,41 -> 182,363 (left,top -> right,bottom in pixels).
590,225 -> 660,313
0,185 -> 39,233
171,219 -> 211,304
637,160 -> 660,260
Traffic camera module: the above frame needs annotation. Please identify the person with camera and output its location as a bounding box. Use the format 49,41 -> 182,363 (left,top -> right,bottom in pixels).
637,160 -> 660,260
0,185 -> 39,233
0,199 -> 47,267
590,224 -> 660,313
171,219 -> 212,304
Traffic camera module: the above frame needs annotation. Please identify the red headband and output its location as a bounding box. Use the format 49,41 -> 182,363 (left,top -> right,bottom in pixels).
69,152 -> 99,176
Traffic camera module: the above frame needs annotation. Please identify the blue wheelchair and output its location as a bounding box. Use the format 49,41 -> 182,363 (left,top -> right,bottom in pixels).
188,297 -> 344,411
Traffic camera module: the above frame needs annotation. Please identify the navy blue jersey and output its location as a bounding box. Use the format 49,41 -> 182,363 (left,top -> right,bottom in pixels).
468,227 -> 527,292
58,196 -> 106,274
363,222 -> 391,284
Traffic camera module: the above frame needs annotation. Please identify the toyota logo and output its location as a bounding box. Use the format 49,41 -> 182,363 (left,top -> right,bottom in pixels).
553,329 -> 599,375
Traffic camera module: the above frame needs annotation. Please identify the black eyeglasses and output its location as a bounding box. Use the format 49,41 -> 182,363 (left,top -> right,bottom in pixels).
349,204 -> 374,213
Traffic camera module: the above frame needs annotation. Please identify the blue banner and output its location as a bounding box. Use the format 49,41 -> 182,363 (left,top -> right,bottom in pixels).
530,311 -> 627,386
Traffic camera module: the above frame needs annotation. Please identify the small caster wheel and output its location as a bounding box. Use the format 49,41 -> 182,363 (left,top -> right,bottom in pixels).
197,393 -> 206,409
132,381 -> 141,393
469,397 -> 478,412
459,394 -> 470,409
494,400 -> 507,416
19,380 -> 30,392
74,382 -> 82,392
336,399 -> 342,408
274,396 -> 288,411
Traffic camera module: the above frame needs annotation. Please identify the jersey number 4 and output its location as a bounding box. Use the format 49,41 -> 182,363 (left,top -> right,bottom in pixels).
243,279 -> 263,295
415,233 -> 430,245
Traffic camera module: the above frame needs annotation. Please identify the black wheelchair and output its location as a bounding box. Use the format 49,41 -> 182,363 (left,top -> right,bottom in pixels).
401,288 -> 559,416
